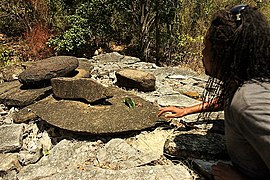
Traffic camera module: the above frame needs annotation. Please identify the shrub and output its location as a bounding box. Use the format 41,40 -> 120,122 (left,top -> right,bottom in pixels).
0,47 -> 13,66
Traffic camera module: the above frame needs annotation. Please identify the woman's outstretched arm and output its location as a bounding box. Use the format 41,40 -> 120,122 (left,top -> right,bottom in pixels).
158,98 -> 222,118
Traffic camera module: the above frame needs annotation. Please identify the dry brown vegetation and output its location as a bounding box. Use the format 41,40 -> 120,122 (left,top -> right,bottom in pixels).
0,0 -> 269,73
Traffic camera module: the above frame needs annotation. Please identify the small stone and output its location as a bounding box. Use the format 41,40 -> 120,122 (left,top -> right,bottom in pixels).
0,110 -> 8,115
182,91 -> 201,100
0,153 -> 22,172
168,74 -> 189,79
0,124 -> 24,153
39,131 -> 53,151
115,69 -> 156,92
18,150 -> 43,165
0,64 -> 25,82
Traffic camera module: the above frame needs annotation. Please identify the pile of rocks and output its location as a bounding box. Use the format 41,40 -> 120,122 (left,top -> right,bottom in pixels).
0,53 -> 227,179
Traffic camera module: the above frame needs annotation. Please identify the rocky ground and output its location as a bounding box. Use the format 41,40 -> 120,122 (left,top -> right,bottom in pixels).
0,53 -> 228,180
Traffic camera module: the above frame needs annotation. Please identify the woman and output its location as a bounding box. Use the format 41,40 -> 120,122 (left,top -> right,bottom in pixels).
158,5 -> 270,179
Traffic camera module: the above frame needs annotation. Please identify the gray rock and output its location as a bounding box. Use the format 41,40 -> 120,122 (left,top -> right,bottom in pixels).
152,67 -> 198,79
93,52 -> 124,63
0,124 -> 24,153
0,153 -> 22,172
191,159 -> 232,179
18,56 -> 79,86
116,69 -> 156,92
0,64 -> 24,82
73,68 -> 91,78
30,87 -> 162,134
18,123 -> 51,165
164,131 -> 229,160
51,77 -> 112,103
17,139 -> 103,180
12,107 -> 38,123
18,139 -> 193,180
0,81 -> 52,107
126,128 -> 174,159
18,150 -> 43,166
41,164 -> 193,180
77,58 -> 94,71
157,94 -> 201,107
0,153 -> 21,179
0,53 -> 230,179
96,139 -> 157,170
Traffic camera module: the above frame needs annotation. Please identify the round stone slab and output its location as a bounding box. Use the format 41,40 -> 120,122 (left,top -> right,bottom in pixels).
18,56 -> 79,86
30,87 -> 163,134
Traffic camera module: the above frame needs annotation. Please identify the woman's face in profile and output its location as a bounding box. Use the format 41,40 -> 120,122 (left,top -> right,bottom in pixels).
202,29 -> 222,79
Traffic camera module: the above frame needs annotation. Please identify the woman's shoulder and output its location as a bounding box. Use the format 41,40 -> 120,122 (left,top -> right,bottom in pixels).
232,81 -> 270,108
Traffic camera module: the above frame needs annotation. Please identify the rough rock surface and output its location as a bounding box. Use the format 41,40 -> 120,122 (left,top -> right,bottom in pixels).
96,138 -> 158,169
0,124 -> 24,153
73,68 -> 91,78
0,64 -> 24,82
51,77 -> 112,103
29,87 -> 162,134
0,153 -> 22,180
0,153 -> 22,172
116,69 -> 156,92
18,139 -> 193,180
0,81 -> 52,107
18,56 -> 79,86
0,52 -> 226,179
164,131 -> 228,160
12,107 -> 38,123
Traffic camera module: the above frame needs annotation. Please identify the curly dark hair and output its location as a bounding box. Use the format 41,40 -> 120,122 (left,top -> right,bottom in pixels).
200,5 -> 270,118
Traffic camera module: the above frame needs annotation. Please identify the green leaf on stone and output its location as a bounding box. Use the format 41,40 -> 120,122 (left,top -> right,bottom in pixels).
124,97 -> 136,108
44,149 -> 50,156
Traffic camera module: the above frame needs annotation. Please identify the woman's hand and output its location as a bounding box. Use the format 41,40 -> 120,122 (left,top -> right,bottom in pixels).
157,106 -> 188,118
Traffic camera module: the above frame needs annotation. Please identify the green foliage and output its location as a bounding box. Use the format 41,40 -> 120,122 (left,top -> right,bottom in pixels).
1,0 -> 269,71
124,97 -> 136,108
0,47 -> 12,66
48,0 -> 118,56
48,15 -> 90,55
0,0 -> 34,36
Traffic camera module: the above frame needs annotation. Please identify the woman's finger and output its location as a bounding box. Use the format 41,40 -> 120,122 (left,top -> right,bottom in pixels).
158,107 -> 175,117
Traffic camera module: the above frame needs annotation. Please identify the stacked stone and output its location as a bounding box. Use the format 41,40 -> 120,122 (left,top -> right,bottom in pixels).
0,53 -> 226,180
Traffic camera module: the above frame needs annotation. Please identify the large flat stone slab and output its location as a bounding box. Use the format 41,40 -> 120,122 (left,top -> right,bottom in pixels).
96,139 -> 157,170
0,124 -> 24,153
51,77 -> 112,103
18,139 -> 193,180
18,56 -> 79,86
0,81 -> 52,107
40,164 -> 193,180
30,87 -> 162,134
